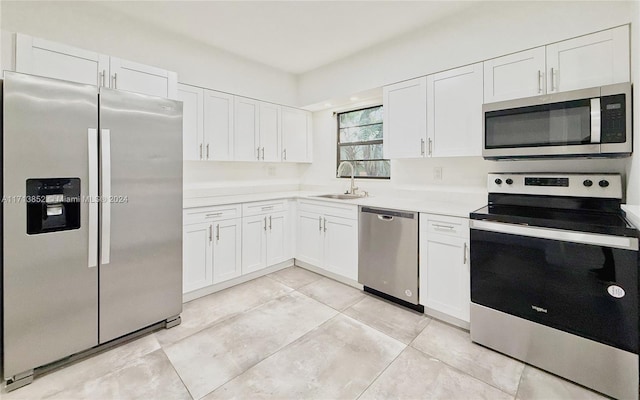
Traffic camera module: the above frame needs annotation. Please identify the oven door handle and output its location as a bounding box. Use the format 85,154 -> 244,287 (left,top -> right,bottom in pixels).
470,220 -> 638,251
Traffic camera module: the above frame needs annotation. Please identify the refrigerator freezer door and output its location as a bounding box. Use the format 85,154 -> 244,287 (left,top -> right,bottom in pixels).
3,72 -> 99,379
98,88 -> 183,343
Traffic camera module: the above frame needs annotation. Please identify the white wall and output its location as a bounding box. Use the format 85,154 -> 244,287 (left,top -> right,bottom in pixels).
304,106 -> 627,198
298,1 -> 633,106
1,1 -> 304,190
625,0 -> 640,204
0,1 -> 297,105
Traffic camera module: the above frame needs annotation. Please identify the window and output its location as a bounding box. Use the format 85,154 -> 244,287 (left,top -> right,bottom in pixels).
337,105 -> 389,179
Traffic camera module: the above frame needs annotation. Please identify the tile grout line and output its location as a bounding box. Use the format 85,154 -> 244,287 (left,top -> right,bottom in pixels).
197,313 -> 344,399
353,344 -> 408,400
159,347 -> 197,400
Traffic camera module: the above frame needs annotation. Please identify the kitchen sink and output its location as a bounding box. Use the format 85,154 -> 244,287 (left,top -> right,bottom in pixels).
314,194 -> 362,200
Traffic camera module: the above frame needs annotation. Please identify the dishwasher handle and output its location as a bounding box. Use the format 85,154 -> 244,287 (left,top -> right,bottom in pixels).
361,206 -> 416,219
378,215 -> 394,221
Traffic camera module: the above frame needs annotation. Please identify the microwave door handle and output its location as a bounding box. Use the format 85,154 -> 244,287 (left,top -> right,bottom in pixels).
590,98 -> 601,144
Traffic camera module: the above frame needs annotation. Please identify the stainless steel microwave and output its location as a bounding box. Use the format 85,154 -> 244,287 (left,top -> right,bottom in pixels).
482,83 -> 631,160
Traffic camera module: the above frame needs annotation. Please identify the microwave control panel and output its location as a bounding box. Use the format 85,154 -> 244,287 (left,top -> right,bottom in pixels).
601,94 -> 626,143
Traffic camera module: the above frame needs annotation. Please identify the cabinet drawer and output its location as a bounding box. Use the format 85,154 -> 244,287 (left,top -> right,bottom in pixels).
184,204 -> 242,225
243,199 -> 288,217
421,214 -> 469,238
298,199 -> 358,220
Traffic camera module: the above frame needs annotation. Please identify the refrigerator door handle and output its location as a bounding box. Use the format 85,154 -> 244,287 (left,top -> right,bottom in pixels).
101,128 -> 112,265
88,128 -> 99,268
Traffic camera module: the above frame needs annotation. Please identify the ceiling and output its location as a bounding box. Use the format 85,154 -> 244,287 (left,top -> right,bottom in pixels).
98,1 -> 477,74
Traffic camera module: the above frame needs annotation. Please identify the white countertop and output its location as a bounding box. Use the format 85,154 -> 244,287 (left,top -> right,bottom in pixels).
622,205 -> 640,229
184,191 -> 485,218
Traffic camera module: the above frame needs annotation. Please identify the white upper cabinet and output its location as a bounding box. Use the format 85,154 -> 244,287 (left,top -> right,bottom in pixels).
546,25 -> 630,93
204,90 -> 235,161
177,84 -> 204,161
234,96 -> 261,161
281,106 -> 312,163
483,47 -> 546,103
15,33 -> 178,99
16,33 -> 109,87
484,26 -> 630,103
110,57 -> 177,99
383,77 -> 428,159
259,102 -> 281,162
427,63 -> 483,157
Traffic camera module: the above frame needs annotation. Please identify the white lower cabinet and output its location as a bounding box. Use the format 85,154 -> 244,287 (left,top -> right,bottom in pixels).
242,200 -> 290,275
183,206 -> 242,294
419,214 -> 470,323
296,201 -> 358,281
183,222 -> 213,293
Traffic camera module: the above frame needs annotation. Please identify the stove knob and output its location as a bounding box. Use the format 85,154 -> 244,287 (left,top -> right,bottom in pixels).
583,179 -> 593,187
494,178 -> 502,185
599,180 -> 609,188
505,178 -> 513,185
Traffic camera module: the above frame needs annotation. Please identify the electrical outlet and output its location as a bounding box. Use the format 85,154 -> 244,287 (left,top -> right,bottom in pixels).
267,166 -> 276,177
433,167 -> 443,181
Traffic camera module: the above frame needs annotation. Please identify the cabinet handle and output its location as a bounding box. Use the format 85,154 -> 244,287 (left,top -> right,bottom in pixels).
199,144 -> 203,160
264,216 -> 267,231
269,215 -> 272,231
433,223 -> 455,230
112,72 -> 117,89
216,224 -> 220,241
206,212 -> 222,217
99,70 -> 106,87
323,217 -> 327,233
428,138 -> 433,156
257,147 -> 261,160
420,139 -> 425,156
261,206 -> 274,211
550,68 -> 556,91
319,216 -> 322,231
209,224 -> 213,243
261,147 -> 265,160
537,70 -> 543,93
283,148 -> 287,161
463,242 -> 468,264
206,144 -> 210,159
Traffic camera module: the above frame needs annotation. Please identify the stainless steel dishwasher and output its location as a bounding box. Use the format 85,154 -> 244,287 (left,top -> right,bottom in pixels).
359,206 -> 422,311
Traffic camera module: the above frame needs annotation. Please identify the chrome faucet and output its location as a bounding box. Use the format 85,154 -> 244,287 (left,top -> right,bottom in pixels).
337,161 -> 358,195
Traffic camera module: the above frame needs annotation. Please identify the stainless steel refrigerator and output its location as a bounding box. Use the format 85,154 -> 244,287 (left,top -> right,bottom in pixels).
2,71 -> 183,389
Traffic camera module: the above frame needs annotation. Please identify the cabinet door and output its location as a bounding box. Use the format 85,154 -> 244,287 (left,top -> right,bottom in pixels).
234,96 -> 261,161
383,77 -> 427,159
323,216 -> 358,281
420,233 -> 470,322
183,223 -> 213,293
266,212 -> 288,266
242,214 -> 267,274
281,107 -> 311,162
427,63 -> 483,158
110,57 -> 178,99
177,84 -> 204,161
204,90 -> 234,161
259,102 -> 281,162
212,218 -> 242,284
546,25 -> 630,93
15,33 -> 109,87
483,47 -> 546,103
296,211 -> 324,267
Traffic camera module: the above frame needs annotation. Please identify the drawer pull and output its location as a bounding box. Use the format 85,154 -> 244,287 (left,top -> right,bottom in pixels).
261,206 -> 274,211
206,213 -> 223,217
433,223 -> 455,230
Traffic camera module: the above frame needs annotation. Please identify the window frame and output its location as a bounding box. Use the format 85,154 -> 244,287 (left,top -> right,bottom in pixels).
336,105 -> 390,180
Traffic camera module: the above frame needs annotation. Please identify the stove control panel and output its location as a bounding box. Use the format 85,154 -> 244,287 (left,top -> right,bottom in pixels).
487,173 -> 622,199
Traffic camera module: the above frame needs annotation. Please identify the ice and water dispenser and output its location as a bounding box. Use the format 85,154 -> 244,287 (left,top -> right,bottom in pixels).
26,178 -> 81,234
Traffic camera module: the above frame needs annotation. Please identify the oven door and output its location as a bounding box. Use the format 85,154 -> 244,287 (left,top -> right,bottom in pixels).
483,87 -> 601,159
470,219 -> 638,353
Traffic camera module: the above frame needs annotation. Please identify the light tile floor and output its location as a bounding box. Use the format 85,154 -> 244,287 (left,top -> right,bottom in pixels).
2,267 -> 609,400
